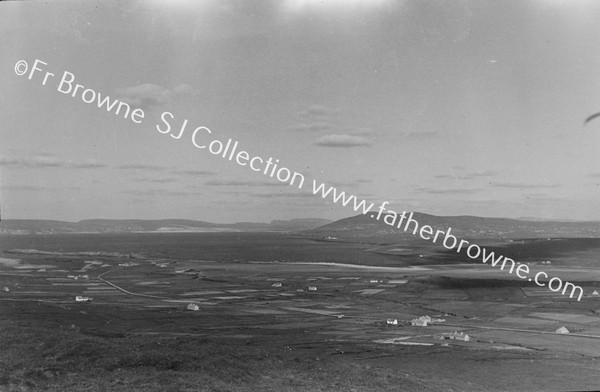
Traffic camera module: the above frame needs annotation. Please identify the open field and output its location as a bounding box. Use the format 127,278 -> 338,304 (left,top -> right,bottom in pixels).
1,233 -> 600,391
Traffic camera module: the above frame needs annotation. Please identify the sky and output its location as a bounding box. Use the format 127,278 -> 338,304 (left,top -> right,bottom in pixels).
2,0 -> 600,223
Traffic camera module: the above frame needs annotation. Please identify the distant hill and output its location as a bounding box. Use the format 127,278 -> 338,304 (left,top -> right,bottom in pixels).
268,218 -> 332,231
5,212 -> 600,240
0,218 -> 332,235
305,212 -> 600,243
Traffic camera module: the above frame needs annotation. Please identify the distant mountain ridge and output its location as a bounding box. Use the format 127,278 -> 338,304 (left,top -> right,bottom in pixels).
4,212 -> 600,240
305,212 -> 600,242
0,218 -> 332,235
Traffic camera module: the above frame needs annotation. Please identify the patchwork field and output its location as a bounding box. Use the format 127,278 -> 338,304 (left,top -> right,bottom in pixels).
1,233 -> 600,391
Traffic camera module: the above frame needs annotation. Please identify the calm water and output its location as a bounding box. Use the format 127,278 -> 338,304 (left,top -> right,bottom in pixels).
2,233 -> 600,267
0,232 -> 404,266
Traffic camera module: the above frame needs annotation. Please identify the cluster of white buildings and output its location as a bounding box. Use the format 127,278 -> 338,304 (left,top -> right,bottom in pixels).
67,274 -> 89,280
410,315 -> 446,327
118,262 -> 139,267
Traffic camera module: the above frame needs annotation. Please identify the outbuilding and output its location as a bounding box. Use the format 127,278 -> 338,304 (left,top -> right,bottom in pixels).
555,326 -> 569,334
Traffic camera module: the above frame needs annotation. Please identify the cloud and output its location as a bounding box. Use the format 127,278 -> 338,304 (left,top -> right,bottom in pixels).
282,0 -> 394,14
0,156 -> 106,169
522,194 -> 567,202
120,189 -> 203,197
428,189 -> 483,195
115,84 -> 171,108
205,180 -> 287,187
116,164 -> 168,171
0,156 -> 62,168
289,105 -> 376,146
435,170 -> 499,180
172,169 -> 217,176
314,134 -> 373,147
491,182 -> 560,189
115,83 -> 198,109
134,178 -> 178,184
1,185 -> 81,191
286,105 -> 341,133
73,161 -> 107,169
415,187 -> 483,195
252,191 -> 314,198
300,104 -> 340,121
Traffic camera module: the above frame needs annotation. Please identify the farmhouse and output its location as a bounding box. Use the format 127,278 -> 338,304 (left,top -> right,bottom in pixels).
411,315 -> 432,326
435,331 -> 470,341
555,326 -> 569,334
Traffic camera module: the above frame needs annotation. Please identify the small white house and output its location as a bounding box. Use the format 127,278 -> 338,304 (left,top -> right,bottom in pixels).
449,331 -> 470,341
435,331 -> 470,341
555,326 -> 569,334
592,290 -> 599,296
187,303 -> 200,311
386,318 -> 398,325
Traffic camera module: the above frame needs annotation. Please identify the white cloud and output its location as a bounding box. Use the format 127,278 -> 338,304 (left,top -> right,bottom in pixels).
0,156 -> 106,169
206,180 -> 287,187
282,0 -> 394,14
115,83 -> 198,109
314,134 -> 373,147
